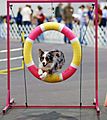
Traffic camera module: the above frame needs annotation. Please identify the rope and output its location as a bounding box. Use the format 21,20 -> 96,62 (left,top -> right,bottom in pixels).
79,13 -> 92,107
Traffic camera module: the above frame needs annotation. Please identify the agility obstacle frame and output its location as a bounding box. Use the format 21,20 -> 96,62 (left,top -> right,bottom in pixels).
3,0 -> 99,114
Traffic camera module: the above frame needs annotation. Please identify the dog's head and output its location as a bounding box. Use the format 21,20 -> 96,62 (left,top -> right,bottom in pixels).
38,49 -> 54,70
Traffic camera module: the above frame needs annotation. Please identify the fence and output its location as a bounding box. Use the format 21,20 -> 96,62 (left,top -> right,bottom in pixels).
0,23 -> 107,47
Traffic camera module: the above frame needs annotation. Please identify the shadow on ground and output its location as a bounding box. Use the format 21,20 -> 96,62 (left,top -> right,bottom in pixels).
15,111 -> 78,120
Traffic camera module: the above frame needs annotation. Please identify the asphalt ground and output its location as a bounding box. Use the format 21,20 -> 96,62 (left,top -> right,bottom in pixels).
0,39 -> 107,120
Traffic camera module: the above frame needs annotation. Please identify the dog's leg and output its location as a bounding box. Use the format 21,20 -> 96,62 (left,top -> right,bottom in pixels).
41,72 -> 47,78
40,72 -> 47,79
38,69 -> 47,79
38,69 -> 43,75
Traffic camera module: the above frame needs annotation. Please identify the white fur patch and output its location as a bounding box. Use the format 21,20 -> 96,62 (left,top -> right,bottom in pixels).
38,69 -> 43,75
42,52 -> 48,65
38,69 -> 47,79
40,72 -> 47,79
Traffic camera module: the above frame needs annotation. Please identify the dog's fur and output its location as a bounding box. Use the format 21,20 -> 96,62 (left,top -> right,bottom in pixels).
38,49 -> 65,79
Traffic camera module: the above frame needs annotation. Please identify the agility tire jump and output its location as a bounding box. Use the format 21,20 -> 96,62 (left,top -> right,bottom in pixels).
24,22 -> 81,83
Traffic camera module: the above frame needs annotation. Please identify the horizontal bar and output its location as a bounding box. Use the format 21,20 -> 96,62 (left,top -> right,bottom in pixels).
0,56 -> 23,62
11,105 -> 96,109
0,72 -> 7,75
0,48 -> 23,53
8,0 -> 95,3
0,66 -> 24,74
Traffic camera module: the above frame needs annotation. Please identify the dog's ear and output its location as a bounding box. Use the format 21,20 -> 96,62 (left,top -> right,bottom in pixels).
38,49 -> 44,56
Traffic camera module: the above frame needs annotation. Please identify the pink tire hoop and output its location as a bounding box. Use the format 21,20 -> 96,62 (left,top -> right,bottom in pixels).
24,22 -> 81,83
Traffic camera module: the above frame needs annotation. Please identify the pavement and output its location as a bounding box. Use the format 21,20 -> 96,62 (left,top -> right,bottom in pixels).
0,39 -> 107,120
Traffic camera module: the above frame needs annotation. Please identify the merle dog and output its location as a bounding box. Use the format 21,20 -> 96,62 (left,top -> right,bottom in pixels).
38,49 -> 65,79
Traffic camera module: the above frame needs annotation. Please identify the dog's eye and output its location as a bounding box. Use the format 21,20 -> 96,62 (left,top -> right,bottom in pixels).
46,57 -> 49,61
40,57 -> 44,61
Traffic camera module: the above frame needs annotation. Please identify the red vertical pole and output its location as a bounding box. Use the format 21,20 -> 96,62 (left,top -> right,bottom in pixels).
7,1 -> 10,106
3,1 -> 14,113
95,0 -> 99,112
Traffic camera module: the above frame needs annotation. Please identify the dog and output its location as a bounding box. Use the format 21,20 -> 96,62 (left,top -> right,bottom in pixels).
38,49 -> 65,79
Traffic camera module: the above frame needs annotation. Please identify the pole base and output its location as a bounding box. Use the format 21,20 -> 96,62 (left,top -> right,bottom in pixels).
3,98 -> 14,114
93,98 -> 100,114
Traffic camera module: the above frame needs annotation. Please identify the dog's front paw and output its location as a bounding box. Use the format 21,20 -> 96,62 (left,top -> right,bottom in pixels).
40,72 -> 47,79
38,69 -> 47,79
38,69 -> 43,75
42,72 -> 48,78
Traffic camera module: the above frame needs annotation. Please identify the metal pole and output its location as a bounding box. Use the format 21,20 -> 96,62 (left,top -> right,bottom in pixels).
79,27 -> 83,107
22,40 -> 28,107
95,0 -> 99,112
79,19 -> 90,107
7,1 -> 10,106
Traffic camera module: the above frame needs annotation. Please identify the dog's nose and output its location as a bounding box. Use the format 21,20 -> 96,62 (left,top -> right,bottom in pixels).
43,62 -> 46,66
